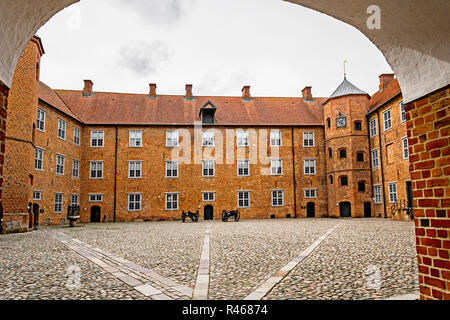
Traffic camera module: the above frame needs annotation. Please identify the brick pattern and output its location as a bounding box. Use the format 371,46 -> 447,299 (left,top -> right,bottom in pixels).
405,86 -> 450,300
0,81 -> 8,233
324,95 -> 373,217
369,95 -> 412,219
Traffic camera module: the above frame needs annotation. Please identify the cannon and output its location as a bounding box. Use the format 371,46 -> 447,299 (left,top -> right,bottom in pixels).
67,205 -> 80,227
181,210 -> 199,223
222,209 -> 240,222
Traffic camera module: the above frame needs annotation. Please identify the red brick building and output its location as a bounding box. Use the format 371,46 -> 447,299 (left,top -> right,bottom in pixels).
2,37 -> 413,231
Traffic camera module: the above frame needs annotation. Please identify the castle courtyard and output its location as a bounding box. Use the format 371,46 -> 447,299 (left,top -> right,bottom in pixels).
0,218 -> 419,300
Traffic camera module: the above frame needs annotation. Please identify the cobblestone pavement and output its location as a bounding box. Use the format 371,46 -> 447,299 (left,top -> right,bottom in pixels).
265,219 -> 419,300
0,219 -> 418,300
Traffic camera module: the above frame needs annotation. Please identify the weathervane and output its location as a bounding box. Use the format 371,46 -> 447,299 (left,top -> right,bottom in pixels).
344,60 -> 348,78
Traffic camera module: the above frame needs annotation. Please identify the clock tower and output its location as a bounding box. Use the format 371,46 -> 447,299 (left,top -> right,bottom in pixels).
323,77 -> 373,218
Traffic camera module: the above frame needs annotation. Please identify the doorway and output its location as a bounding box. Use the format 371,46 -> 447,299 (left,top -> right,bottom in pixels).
90,206 -> 101,223
204,205 -> 213,220
340,202 -> 351,218
364,202 -> 372,218
406,181 -> 413,207
33,204 -> 39,227
307,202 -> 315,218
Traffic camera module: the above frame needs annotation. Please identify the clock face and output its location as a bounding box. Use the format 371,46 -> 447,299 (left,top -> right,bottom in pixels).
337,117 -> 347,128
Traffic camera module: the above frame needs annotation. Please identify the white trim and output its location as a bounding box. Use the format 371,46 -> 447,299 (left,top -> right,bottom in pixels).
57,118 -> 66,141
72,159 -> 80,179
237,159 -> 250,177
369,117 -> 378,137
89,161 -> 104,179
401,136 -> 410,160
388,182 -> 398,204
73,126 -> 81,146
270,129 -> 282,147
271,190 -> 284,207
237,190 -> 251,208
202,191 -> 216,202
54,192 -> 63,214
202,130 -> 215,147
35,147 -> 44,171
56,154 -> 65,176
88,194 -> 104,203
128,160 -> 143,179
236,129 -> 249,147
37,108 -> 46,132
302,131 -> 315,147
129,130 -> 143,148
33,190 -> 42,201
90,130 -> 105,148
400,101 -> 406,123
128,192 -> 142,212
373,184 -> 382,204
304,159 -> 316,175
383,109 -> 392,131
165,160 -> 179,178
304,188 -> 318,199
165,192 -> 179,211
371,149 -> 380,169
270,159 -> 283,175
202,160 -> 215,177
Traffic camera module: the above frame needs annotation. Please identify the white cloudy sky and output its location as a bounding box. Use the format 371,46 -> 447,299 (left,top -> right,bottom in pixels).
37,0 -> 392,98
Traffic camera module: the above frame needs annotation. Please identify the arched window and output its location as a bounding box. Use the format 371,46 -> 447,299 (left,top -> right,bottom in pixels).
358,181 -> 366,192
355,121 -> 362,131
327,118 -> 331,128
328,148 -> 332,158
339,148 -> 347,159
329,175 -> 334,184
357,152 -> 364,162
340,176 -> 348,186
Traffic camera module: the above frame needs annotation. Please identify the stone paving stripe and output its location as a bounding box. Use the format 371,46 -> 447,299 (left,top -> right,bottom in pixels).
134,284 -> 162,297
244,223 -> 341,300
384,292 -> 420,300
193,225 -> 211,300
48,230 -> 193,300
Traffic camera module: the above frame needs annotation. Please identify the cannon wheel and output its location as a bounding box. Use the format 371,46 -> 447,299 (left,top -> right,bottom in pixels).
235,210 -> 240,222
222,210 -> 228,222
195,213 -> 199,222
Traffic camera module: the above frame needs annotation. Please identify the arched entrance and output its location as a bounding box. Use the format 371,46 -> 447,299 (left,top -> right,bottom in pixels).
33,203 -> 39,228
340,202 -> 351,218
204,205 -> 213,220
307,202 -> 315,218
364,202 -> 372,218
90,206 -> 101,223
27,202 -> 33,229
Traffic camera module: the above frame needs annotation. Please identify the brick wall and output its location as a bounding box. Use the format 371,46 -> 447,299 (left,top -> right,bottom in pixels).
0,81 -> 8,233
369,95 -> 412,220
405,85 -> 450,300
78,125 -> 328,223
324,95 -> 374,217
2,38 -> 42,232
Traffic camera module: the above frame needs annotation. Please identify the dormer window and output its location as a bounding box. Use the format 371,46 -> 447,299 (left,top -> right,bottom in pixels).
200,101 -> 217,125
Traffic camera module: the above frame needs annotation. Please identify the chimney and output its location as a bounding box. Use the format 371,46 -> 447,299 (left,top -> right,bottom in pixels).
185,84 -> 193,100
149,83 -> 157,99
242,85 -> 251,101
82,80 -> 93,97
302,86 -> 313,101
379,74 -> 395,90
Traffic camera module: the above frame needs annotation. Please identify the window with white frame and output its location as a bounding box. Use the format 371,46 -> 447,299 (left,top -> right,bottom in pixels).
72,160 -> 80,178
237,160 -> 250,176
35,148 -> 44,171
54,193 -> 63,213
129,130 -> 143,147
402,137 -> 409,159
71,194 -> 79,206
271,190 -> 284,207
400,102 -> 406,123
374,185 -> 382,204
202,160 -> 215,177
270,130 -> 282,146
128,193 -> 141,211
166,130 -> 179,147
383,109 -> 392,131
304,159 -> 316,175
33,191 -> 42,201
271,159 -> 283,175
166,193 -> 179,210
89,194 -> 103,202
202,192 -> 215,202
91,130 -> 104,147
304,189 -> 317,199
166,161 -> 179,178
57,119 -> 66,140
202,130 -> 214,146
237,130 -> 249,147
237,191 -> 250,208
388,182 -> 398,203
303,132 -> 315,147
129,161 -> 142,178
369,118 -> 377,137
371,149 -> 379,168
90,161 -> 104,179
56,154 -> 65,175
74,127 -> 81,146
37,109 -> 46,132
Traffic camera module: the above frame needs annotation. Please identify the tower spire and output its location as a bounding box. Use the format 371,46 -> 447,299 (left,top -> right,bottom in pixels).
343,60 -> 348,78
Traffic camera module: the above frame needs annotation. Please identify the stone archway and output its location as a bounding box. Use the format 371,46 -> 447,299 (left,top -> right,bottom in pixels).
0,0 -> 448,300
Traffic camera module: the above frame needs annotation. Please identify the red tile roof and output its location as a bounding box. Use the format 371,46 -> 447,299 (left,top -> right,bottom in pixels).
38,82 -> 326,126
368,78 -> 402,113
